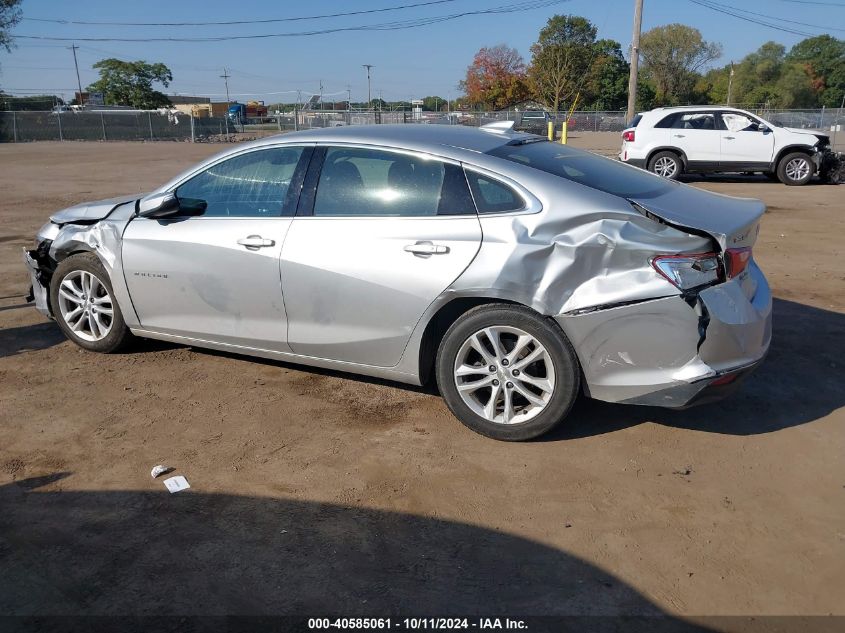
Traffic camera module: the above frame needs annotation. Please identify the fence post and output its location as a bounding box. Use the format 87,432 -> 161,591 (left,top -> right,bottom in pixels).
820,105 -> 825,129
148,111 -> 154,141
190,114 -> 195,143
277,114 -> 282,132
12,111 -> 17,142
101,112 -> 107,141
57,110 -> 63,141
294,106 -> 298,131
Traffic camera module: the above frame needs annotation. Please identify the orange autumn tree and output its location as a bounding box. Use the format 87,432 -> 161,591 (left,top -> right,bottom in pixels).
460,44 -> 529,110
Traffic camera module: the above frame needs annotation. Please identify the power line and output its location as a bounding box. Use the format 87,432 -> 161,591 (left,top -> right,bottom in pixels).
777,0 -> 845,6
13,0 -> 569,42
688,0 -> 819,36
21,0 -> 464,27
693,0 -> 845,33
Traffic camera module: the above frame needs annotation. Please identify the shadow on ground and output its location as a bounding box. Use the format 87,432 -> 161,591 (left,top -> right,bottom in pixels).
0,322 -> 66,359
0,473 -> 710,630
548,298 -> 845,440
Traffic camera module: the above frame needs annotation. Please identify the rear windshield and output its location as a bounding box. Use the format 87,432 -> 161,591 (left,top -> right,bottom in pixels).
487,140 -> 675,199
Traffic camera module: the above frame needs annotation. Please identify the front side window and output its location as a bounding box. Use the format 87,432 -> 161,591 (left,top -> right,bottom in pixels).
312,147 -> 473,217
175,146 -> 304,217
721,113 -> 757,132
672,113 -> 716,130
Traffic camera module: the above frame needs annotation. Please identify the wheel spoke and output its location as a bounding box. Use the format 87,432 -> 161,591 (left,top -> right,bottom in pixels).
71,313 -> 86,331
88,312 -> 100,338
502,387 -> 514,424
456,363 -> 487,377
517,372 -> 553,394
93,311 -> 110,334
512,346 -> 544,371
457,375 -> 495,393
483,327 -> 504,361
88,275 -> 101,298
61,279 -> 83,299
483,383 -> 502,420
59,288 -> 83,304
505,334 -> 533,364
469,334 -> 495,365
512,381 -> 546,408
95,306 -> 113,316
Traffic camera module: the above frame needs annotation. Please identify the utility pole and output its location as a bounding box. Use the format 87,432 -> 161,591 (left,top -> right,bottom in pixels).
319,79 -> 324,111
347,85 -> 352,110
220,68 -> 232,133
220,68 -> 231,106
626,0 -> 644,124
726,62 -> 735,106
69,43 -> 84,107
363,64 -> 373,109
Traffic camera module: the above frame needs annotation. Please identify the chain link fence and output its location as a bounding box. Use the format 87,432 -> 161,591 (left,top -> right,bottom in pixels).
2,108 -> 842,143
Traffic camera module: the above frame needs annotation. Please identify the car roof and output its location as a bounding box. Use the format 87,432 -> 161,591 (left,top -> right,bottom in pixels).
241,124 -> 536,158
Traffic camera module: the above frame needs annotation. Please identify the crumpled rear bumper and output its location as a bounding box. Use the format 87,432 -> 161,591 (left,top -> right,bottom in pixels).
23,247 -> 52,318
555,261 -> 772,408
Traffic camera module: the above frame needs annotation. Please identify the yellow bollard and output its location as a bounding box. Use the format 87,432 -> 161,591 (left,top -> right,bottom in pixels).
560,121 -> 568,144
547,121 -> 554,141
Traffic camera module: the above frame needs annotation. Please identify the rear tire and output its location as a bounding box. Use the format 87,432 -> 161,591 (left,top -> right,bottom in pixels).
777,152 -> 814,186
435,304 -> 580,441
50,252 -> 133,353
648,151 -> 683,180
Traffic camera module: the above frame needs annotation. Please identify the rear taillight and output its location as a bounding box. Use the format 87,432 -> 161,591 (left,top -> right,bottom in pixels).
622,130 -> 635,142
652,253 -> 721,290
724,247 -> 752,278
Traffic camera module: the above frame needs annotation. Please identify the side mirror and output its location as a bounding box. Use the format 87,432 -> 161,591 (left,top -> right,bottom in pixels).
757,123 -> 769,133
138,192 -> 206,218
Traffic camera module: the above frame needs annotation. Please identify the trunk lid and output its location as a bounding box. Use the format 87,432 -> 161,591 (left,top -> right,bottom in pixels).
629,185 -> 764,251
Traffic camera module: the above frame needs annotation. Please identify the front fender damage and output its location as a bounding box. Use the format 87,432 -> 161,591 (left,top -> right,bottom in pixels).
24,201 -> 139,325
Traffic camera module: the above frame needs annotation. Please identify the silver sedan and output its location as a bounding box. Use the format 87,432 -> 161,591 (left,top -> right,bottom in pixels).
24,124 -> 771,440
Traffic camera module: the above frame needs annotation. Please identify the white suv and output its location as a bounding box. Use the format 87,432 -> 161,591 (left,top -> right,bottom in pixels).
620,106 -> 832,185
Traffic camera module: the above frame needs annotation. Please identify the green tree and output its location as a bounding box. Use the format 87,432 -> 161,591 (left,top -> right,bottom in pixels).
528,15 -> 597,112
639,24 -> 722,104
0,0 -> 21,52
460,44 -> 529,110
786,35 -> 845,107
421,95 -> 448,111
87,59 -> 173,109
584,39 -> 629,110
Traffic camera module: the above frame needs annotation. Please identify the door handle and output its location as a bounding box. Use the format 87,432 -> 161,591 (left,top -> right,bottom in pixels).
672,134 -> 686,138
404,241 -> 450,256
724,136 -> 736,140
237,235 -> 275,249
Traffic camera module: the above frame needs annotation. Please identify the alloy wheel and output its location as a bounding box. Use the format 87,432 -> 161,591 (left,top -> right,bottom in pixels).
785,157 -> 810,182
56,270 -> 114,342
453,326 -> 556,425
653,156 -> 678,178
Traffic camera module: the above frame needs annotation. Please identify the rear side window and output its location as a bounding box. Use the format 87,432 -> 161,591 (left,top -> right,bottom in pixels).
654,114 -> 677,128
672,113 -> 716,130
628,114 -> 643,128
487,140 -> 675,199
312,147 -> 474,217
464,171 -> 524,214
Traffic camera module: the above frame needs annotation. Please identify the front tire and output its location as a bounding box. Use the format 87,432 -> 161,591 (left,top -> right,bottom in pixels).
50,252 -> 132,353
777,152 -> 814,186
435,305 -> 580,441
648,151 -> 683,180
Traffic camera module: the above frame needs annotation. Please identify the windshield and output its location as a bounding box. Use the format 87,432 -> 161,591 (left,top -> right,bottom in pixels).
487,140 -> 676,199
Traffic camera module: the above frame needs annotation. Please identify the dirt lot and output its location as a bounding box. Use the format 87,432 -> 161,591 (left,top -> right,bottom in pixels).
1,136 -> 843,626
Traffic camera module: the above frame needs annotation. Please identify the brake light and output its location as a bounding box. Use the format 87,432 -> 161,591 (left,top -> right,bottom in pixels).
724,247 -> 752,278
622,130 -> 635,142
651,253 -> 721,290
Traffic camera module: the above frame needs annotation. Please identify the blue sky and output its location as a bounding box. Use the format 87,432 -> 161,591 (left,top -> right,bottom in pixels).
2,0 -> 842,104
